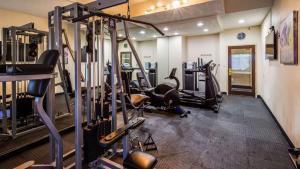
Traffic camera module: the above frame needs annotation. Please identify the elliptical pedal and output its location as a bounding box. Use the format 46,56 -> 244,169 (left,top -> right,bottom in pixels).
180,110 -> 190,118
212,104 -> 220,113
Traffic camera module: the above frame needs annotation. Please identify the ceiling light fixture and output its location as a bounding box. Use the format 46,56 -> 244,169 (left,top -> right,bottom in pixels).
174,32 -> 179,35
182,0 -> 189,4
197,22 -> 204,27
172,0 -> 181,9
153,35 -> 157,38
132,37 -> 136,40
166,4 -> 171,9
238,19 -> 245,24
150,5 -> 156,10
140,30 -> 146,34
163,27 -> 169,31
157,2 -> 163,7
118,34 -> 123,37
203,28 -> 209,32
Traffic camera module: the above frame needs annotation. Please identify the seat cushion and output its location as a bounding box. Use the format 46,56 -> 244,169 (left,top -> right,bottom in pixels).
131,94 -> 150,107
123,151 -> 157,169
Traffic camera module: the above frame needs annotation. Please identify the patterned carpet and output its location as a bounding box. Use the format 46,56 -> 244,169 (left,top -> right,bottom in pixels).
0,95 -> 294,169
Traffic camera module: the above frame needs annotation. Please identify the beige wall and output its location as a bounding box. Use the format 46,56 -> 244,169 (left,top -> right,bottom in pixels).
186,34 -> 220,63
136,28 -> 262,91
219,26 -> 262,93
137,40 -> 157,64
260,0 -> 300,147
0,8 -> 48,95
0,8 -> 111,93
186,34 -> 220,85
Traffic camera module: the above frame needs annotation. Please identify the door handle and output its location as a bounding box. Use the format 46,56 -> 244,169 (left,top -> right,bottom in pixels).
228,69 -> 232,76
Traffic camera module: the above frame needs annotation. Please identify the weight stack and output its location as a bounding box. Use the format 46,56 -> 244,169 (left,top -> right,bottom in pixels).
83,119 -> 111,164
95,101 -> 110,119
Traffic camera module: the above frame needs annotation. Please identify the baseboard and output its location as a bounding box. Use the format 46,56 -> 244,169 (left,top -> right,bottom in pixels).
257,95 -> 295,148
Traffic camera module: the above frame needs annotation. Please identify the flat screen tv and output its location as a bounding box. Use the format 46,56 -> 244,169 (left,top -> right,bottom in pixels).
265,27 -> 277,60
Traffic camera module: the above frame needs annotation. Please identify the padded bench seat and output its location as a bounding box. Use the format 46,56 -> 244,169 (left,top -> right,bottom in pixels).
123,151 -> 157,169
130,94 -> 150,107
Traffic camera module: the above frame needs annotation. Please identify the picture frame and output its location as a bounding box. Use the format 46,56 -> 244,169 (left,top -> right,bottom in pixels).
279,11 -> 298,65
120,52 -> 132,66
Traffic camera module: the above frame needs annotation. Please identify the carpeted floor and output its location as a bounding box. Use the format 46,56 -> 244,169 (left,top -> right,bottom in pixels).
0,95 -> 294,169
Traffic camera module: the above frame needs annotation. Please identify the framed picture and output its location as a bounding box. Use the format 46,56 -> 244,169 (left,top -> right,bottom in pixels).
120,52 -> 132,66
279,11 -> 298,65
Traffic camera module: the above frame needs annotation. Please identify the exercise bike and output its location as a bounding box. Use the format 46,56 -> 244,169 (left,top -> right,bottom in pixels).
143,70 -> 190,118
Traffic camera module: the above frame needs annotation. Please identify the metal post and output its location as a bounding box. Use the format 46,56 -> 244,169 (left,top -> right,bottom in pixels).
54,6 -> 72,114
16,35 -> 19,63
23,36 -> 27,92
113,22 -> 129,159
74,4 -> 83,169
109,18 -> 129,159
1,83 -> 7,133
92,17 -> 96,120
1,29 -> 7,64
1,29 -> 7,133
109,19 -> 117,132
11,29 -> 17,138
86,22 -> 92,124
35,97 -> 63,169
96,30 -> 100,101
123,21 -> 152,88
114,35 -> 128,125
48,27 -> 55,51
46,77 -> 56,162
99,18 -> 105,118
48,10 -> 56,163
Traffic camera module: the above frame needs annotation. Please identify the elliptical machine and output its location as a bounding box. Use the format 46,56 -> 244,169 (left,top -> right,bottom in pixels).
173,60 -> 222,112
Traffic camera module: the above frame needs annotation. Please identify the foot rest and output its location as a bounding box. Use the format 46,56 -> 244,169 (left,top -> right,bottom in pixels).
123,151 -> 157,169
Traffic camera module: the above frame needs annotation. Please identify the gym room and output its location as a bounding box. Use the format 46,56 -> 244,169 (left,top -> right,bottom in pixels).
0,0 -> 299,168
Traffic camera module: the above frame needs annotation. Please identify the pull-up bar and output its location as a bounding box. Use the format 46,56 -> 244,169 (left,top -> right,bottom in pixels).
72,12 -> 165,36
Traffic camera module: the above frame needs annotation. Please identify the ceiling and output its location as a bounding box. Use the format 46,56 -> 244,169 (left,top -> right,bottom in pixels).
0,0 -> 273,41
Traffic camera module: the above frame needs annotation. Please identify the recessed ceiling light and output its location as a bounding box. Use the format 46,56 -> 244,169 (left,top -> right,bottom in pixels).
153,35 -> 157,38
140,30 -> 146,34
118,34 -> 123,37
163,27 -> 169,31
150,5 -> 155,10
203,28 -> 209,32
174,32 -> 179,35
172,0 -> 181,8
157,2 -> 163,7
182,0 -> 189,4
166,4 -> 171,9
239,19 -> 245,24
197,22 -> 204,27
132,37 -> 136,40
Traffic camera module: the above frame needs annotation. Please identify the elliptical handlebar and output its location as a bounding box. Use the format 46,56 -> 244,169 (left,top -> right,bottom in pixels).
196,59 -> 213,71
167,68 -> 180,90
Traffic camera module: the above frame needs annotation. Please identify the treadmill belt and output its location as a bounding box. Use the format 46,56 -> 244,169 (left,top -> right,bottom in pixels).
182,90 -> 204,98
